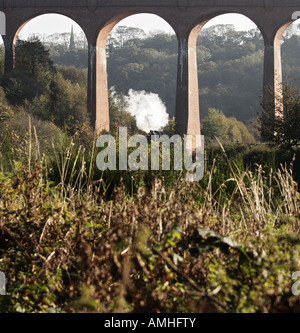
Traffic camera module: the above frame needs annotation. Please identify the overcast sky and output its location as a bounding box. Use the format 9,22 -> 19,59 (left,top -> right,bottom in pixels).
18,13 -> 257,38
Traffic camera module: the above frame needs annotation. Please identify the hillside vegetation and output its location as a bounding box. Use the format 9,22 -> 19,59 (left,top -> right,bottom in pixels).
39,24 -> 300,124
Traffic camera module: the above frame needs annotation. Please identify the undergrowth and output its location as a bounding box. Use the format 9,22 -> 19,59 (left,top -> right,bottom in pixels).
0,129 -> 299,313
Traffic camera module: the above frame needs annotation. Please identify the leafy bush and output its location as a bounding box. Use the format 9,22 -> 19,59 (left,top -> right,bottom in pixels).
201,108 -> 256,144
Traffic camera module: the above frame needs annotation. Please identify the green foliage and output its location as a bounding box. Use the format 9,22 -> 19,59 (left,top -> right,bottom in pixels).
107,38 -> 177,118
2,38 -> 56,106
14,37 -> 56,77
50,48 -> 88,69
13,72 -> 88,131
57,65 -> 87,87
0,110 -> 64,172
1,38 -> 89,133
202,108 -> 255,144
104,27 -> 265,122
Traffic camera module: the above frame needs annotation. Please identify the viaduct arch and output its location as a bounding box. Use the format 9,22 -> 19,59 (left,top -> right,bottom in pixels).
0,0 -> 299,138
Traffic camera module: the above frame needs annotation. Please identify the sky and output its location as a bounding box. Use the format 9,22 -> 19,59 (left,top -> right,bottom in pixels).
18,13 -> 257,39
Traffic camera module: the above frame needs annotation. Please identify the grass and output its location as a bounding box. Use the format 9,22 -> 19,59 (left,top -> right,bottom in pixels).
0,128 -> 299,313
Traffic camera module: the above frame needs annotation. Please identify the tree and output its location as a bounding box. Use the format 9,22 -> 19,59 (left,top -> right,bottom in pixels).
2,37 -> 89,132
202,108 -> 228,140
56,65 -> 87,87
3,37 -> 56,105
15,37 -> 55,77
202,108 -> 255,144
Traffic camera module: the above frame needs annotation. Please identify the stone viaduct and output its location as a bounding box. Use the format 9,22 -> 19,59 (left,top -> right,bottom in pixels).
0,0 -> 299,137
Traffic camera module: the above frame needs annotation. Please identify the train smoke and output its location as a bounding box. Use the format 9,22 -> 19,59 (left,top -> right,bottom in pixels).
125,89 -> 169,133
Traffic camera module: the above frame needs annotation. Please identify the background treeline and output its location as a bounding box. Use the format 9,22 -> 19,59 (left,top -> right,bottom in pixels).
28,24 -> 300,124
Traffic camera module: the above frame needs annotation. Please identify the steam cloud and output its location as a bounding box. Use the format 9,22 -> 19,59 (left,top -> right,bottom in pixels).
125,89 -> 169,133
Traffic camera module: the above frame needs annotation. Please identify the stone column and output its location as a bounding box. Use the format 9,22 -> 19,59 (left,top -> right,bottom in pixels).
2,13 -> 24,74
87,42 -> 97,130
261,25 -> 288,140
95,33 -> 110,134
87,34 -> 110,134
175,26 -> 201,136
3,35 -> 14,73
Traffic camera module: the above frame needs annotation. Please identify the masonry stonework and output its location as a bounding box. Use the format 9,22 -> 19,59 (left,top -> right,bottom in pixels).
0,0 -> 299,137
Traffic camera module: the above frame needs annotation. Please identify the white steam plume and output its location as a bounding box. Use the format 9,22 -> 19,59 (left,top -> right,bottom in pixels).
125,89 -> 169,133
